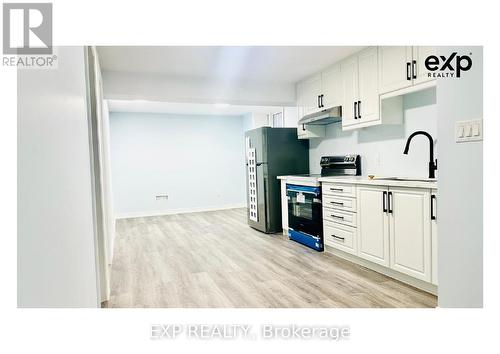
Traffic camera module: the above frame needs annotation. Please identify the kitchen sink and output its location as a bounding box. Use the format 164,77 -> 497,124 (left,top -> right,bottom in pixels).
372,177 -> 437,182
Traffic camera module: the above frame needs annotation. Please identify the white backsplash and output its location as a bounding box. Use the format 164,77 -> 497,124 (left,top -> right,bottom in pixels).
309,87 -> 437,178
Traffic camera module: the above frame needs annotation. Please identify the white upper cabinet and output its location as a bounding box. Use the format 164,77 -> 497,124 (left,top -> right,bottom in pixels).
379,46 -> 436,95
321,63 -> 342,109
389,187 -> 432,282
357,47 -> 379,123
297,46 -> 416,134
340,55 -> 358,128
298,74 -> 322,116
341,47 -> 397,130
412,46 -> 436,85
378,46 -> 413,94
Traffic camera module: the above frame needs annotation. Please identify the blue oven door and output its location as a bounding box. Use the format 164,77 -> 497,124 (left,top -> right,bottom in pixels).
286,184 -> 323,251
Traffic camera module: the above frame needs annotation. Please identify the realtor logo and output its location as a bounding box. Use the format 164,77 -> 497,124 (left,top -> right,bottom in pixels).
3,3 -> 52,54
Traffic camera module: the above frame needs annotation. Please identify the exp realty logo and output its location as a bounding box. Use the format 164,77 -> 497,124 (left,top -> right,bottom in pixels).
2,2 -> 57,68
425,52 -> 472,78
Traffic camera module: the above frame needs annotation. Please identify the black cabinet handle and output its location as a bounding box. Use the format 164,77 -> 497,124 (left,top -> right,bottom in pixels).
406,62 -> 411,80
331,201 -> 344,206
431,194 -> 436,220
354,101 -> 358,119
332,235 -> 345,242
358,100 -> 361,119
317,95 -> 320,108
388,191 -> 393,213
330,188 -> 343,192
383,191 -> 387,213
412,60 -> 417,79
321,94 -> 325,108
331,214 -> 344,220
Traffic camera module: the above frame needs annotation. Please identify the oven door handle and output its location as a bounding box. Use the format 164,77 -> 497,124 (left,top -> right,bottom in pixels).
286,189 -> 319,196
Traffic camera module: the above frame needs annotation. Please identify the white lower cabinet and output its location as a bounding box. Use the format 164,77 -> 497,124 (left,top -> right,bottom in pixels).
325,183 -> 437,289
431,189 -> 438,285
323,220 -> 357,255
388,187 -> 432,282
356,186 -> 390,266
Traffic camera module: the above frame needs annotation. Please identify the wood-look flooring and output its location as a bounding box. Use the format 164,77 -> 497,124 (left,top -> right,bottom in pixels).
109,208 -> 437,308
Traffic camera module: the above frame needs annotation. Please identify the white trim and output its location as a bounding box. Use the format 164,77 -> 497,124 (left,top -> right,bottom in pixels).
380,79 -> 436,100
325,245 -> 438,296
115,203 -> 247,219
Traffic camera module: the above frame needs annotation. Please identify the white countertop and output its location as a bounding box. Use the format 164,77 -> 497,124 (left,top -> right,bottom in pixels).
278,175 -> 437,189
319,176 -> 437,189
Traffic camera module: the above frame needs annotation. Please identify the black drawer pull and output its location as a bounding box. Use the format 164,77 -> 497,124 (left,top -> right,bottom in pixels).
330,188 -> 344,192
331,235 -> 345,241
331,201 -> 344,205
331,215 -> 344,220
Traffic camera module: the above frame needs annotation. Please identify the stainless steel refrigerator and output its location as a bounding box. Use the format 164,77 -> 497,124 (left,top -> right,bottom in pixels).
245,127 -> 309,233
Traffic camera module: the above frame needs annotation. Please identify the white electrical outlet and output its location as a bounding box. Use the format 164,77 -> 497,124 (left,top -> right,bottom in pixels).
455,119 -> 482,142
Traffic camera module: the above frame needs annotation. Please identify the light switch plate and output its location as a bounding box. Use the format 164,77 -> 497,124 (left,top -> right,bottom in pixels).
455,119 -> 482,142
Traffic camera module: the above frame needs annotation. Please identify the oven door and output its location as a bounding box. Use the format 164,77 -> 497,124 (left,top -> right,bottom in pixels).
286,184 -> 322,237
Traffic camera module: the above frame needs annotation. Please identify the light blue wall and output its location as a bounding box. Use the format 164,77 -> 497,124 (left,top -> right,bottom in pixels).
109,112 -> 247,217
309,88 -> 437,178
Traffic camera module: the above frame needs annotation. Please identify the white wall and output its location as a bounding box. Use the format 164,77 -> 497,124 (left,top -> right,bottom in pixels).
437,47 -> 483,307
309,88 -> 437,177
101,100 -> 116,265
18,47 -> 99,307
109,112 -> 247,217
102,71 -> 296,106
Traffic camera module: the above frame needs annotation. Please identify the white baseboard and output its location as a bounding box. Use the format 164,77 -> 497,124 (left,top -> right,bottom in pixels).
115,203 -> 247,219
325,245 -> 438,296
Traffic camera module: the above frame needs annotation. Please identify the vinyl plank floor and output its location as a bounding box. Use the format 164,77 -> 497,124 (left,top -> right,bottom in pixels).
108,208 -> 437,308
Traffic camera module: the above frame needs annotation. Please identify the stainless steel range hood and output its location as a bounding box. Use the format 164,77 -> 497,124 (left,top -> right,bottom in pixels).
298,106 -> 342,126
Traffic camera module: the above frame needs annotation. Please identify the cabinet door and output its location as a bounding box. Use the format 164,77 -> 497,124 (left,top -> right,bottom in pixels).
321,64 -> 342,109
357,186 -> 390,266
431,190 -> 438,285
412,46 -> 436,85
389,187 -> 432,282
357,47 -> 380,123
340,55 -> 358,129
378,46 -> 413,94
296,81 -> 306,119
301,74 -> 322,115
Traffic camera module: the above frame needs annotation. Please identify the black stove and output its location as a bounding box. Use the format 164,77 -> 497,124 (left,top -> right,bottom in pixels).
320,155 -> 361,176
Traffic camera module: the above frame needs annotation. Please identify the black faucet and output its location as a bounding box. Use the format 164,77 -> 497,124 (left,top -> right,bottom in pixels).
403,131 -> 437,179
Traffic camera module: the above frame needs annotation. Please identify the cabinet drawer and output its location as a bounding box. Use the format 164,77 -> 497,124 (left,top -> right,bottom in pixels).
322,183 -> 356,197
323,208 -> 357,227
323,220 -> 357,254
323,194 -> 357,213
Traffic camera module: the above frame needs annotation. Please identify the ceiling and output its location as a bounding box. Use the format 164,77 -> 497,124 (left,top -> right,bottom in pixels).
107,99 -> 285,116
97,46 -> 365,84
